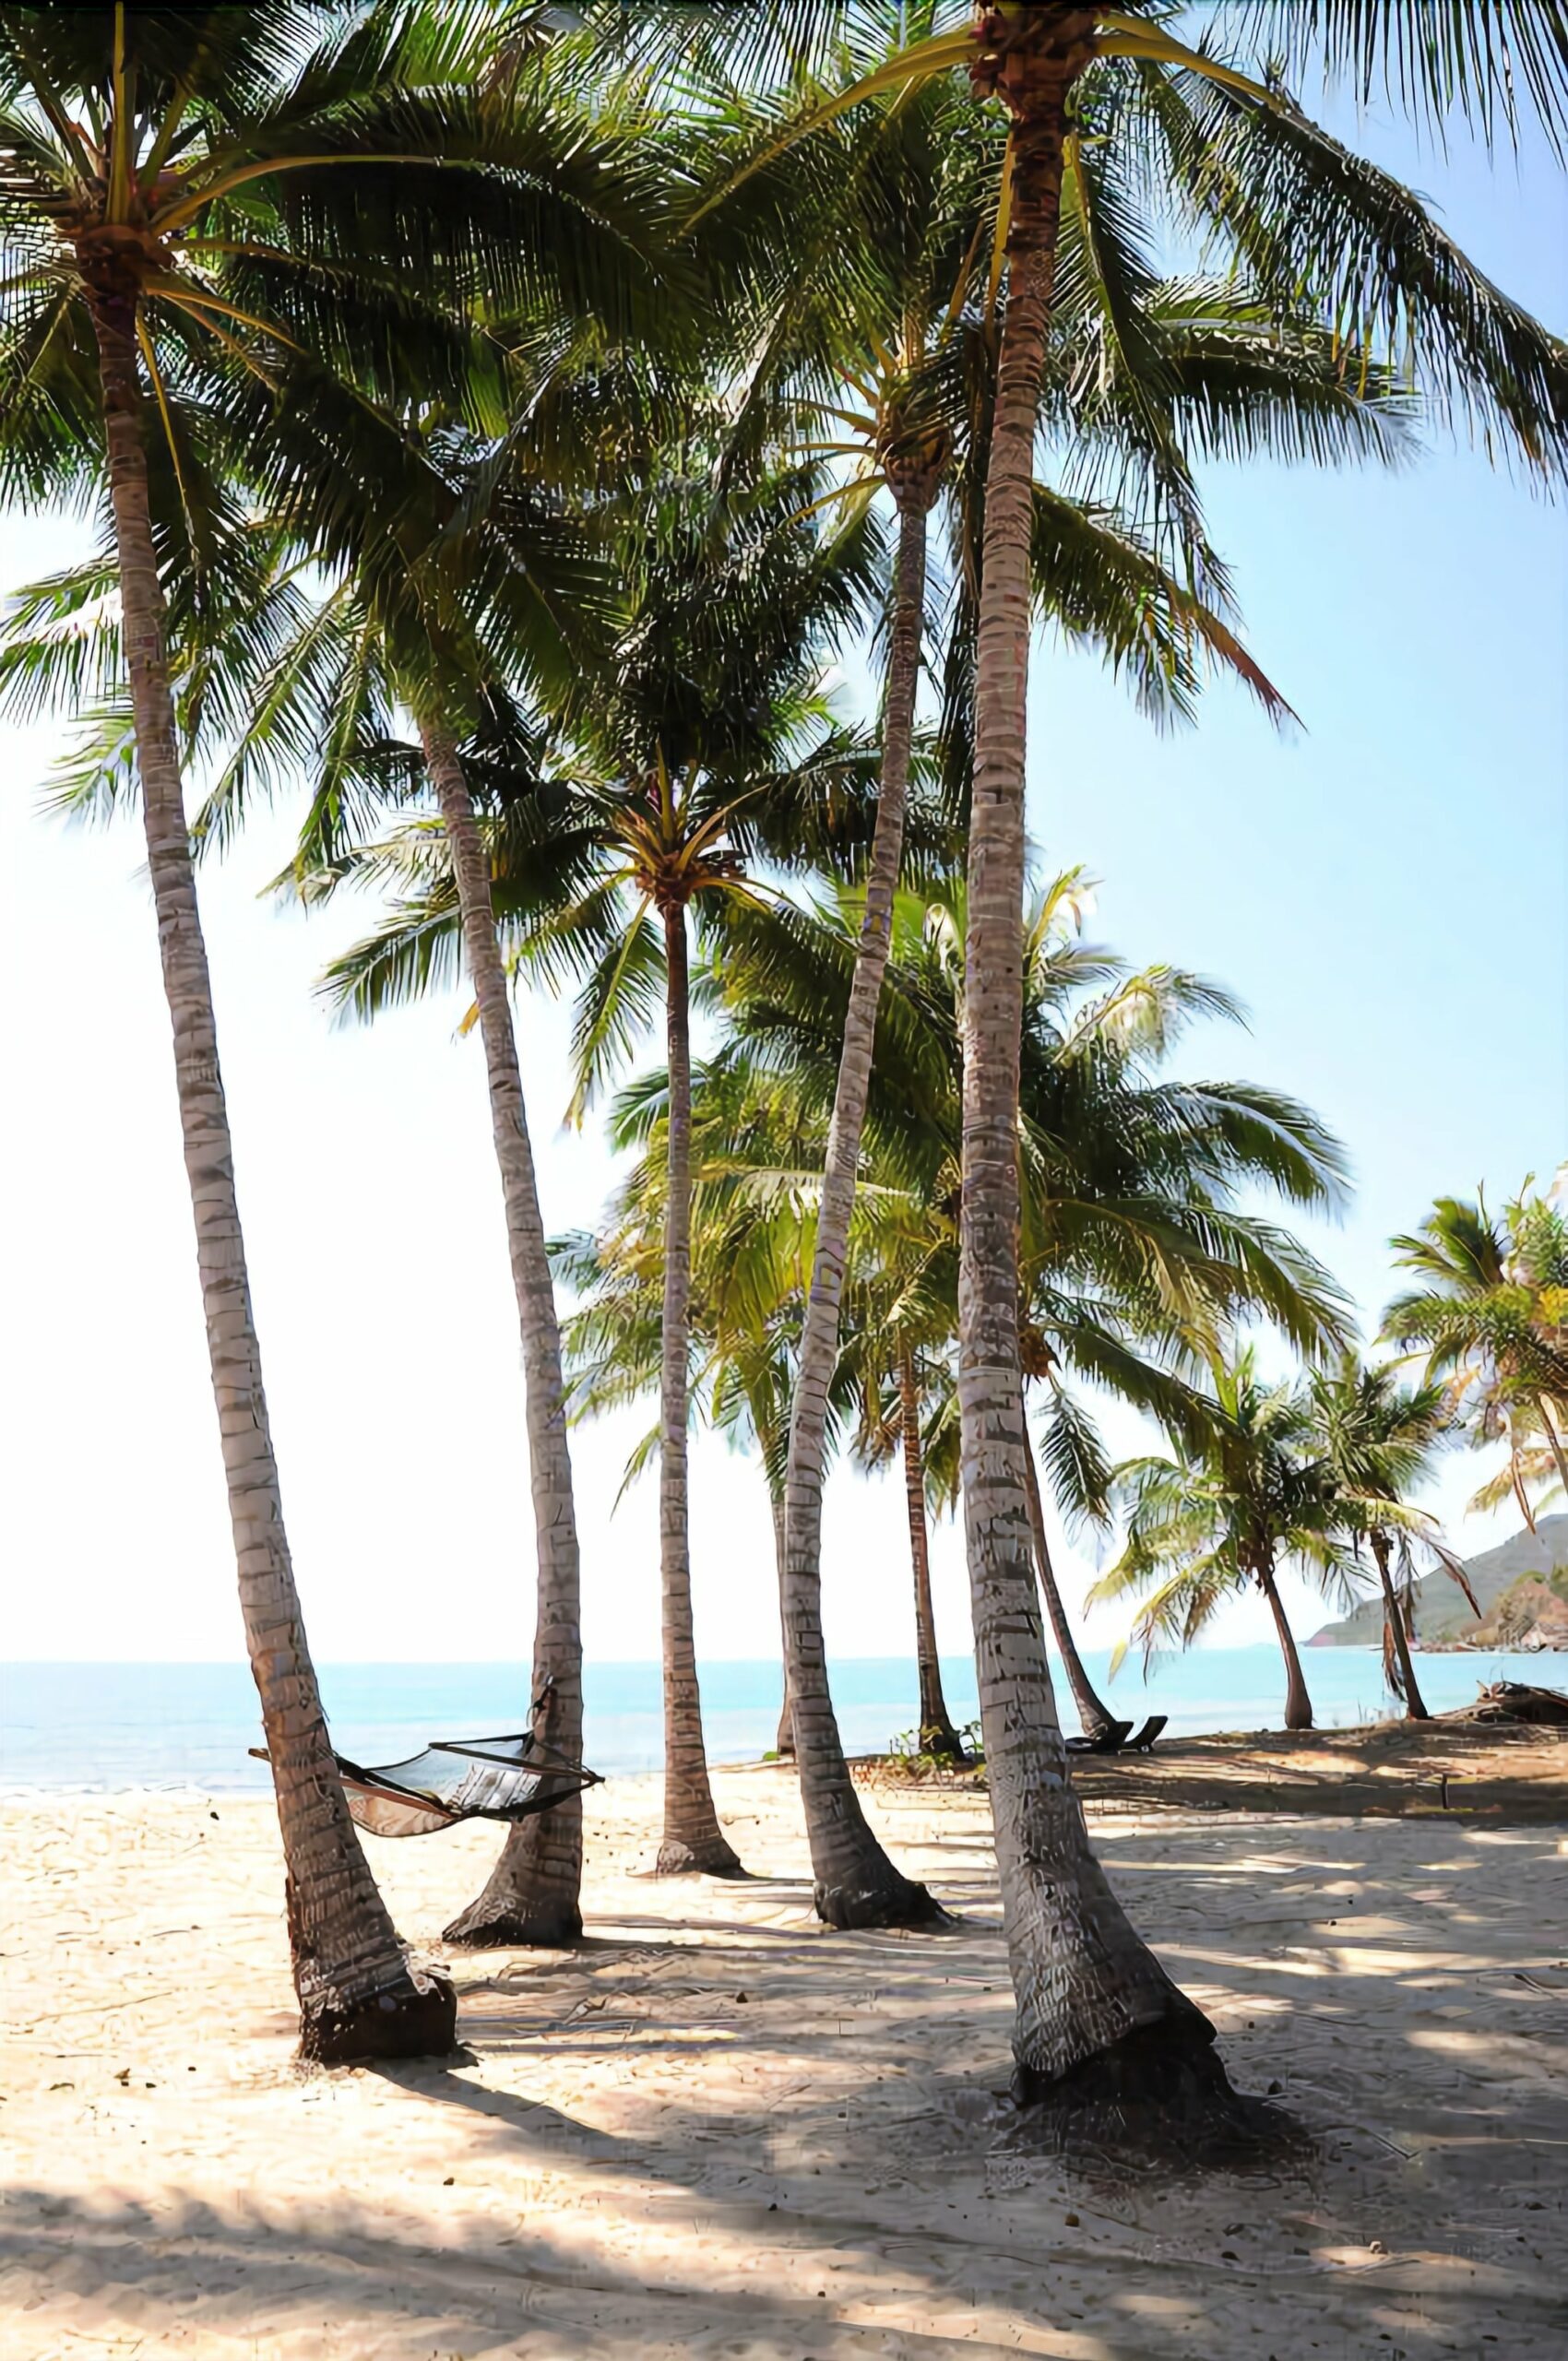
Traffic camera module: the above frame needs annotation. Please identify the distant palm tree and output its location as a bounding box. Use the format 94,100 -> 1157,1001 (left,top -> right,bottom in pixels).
844,1311 -> 969,1763
1384,1180 -> 1568,1521
1095,1349 -> 1355,1730
719,874 -> 1350,1727
1308,1356 -> 1473,1721
551,1052 -> 861,1762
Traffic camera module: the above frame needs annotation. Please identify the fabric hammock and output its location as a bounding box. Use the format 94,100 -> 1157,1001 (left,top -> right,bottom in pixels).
250,1686 -> 600,1839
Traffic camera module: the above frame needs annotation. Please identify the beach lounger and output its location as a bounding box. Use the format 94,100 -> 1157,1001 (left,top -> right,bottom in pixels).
1064,1719 -> 1134,1755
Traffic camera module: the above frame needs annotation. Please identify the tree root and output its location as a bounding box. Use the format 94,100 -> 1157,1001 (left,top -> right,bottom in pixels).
814,1871 -> 947,1930
441,1896 -> 583,1949
300,1964 -> 457,2065
1004,2008 -> 1299,2170
655,1833 -> 747,1877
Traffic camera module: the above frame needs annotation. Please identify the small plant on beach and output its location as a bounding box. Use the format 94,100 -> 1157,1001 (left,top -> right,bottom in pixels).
888,1718 -> 985,1776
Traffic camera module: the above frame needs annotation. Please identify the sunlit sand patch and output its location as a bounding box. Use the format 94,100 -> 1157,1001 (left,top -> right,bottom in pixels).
4,1773 -> 1564,2359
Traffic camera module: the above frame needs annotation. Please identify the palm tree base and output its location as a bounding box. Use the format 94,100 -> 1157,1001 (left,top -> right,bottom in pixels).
920,1719 -> 970,1766
442,1895 -> 584,1948
299,1963 -> 457,2066
655,1832 -> 747,1877
1006,2002 -> 1292,2166
814,1869 -> 945,1931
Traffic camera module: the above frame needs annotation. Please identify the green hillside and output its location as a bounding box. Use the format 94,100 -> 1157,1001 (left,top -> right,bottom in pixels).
1307,1515 -> 1568,1646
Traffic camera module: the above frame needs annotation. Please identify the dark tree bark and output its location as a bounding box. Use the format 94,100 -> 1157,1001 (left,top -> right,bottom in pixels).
900,1347 -> 966,1759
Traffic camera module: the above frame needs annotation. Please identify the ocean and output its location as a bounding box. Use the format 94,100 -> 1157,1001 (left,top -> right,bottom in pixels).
1,1647 -> 1552,1792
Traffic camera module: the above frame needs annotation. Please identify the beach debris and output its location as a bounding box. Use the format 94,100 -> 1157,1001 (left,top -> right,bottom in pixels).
1443,1680 -> 1568,1726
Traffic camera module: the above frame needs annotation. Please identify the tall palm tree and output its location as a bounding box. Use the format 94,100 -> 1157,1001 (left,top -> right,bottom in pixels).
1095,1349 -> 1358,1730
312,452 -> 886,1876
1,8 -> 682,1959
679,0 -> 1568,2118
1308,1355 -> 1473,1721
0,0 -> 665,2059
1384,1181 -> 1568,1514
690,7 -> 1426,1924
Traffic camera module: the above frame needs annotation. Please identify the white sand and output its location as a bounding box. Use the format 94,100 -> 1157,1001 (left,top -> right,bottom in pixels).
4,1768 -> 1565,2359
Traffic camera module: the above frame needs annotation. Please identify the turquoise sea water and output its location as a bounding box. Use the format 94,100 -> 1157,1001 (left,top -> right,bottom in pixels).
1,1648 -> 1553,1792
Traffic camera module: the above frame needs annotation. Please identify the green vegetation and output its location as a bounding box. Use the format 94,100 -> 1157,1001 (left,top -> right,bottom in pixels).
4,0 -> 1565,2147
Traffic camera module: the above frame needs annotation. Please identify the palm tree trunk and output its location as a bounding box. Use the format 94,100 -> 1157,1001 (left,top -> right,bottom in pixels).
780,490 -> 939,1928
956,17 -> 1235,2124
1019,1411 -> 1116,1739
1372,1530 -> 1429,1721
657,904 -> 742,1875
417,725 -> 587,1947
1257,1561 -> 1314,1730
899,1346 -> 964,1759
88,301 -> 452,2064
771,1492 -> 796,1758
1537,1395 -> 1568,1496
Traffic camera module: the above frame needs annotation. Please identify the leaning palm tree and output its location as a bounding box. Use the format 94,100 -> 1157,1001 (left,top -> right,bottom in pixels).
1308,1355 -> 1473,1721
1384,1180 -> 1568,1512
0,8 -> 681,1965
1095,1349 -> 1357,1730
0,0 -> 669,2059
215,565 -> 601,1950
677,0 -> 1568,2124
688,7 -> 1429,1924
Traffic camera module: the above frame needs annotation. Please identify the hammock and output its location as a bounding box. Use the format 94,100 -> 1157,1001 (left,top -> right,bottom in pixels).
249,1685 -> 600,1839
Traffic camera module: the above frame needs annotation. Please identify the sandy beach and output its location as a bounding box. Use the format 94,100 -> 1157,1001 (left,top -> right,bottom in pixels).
6,1761 -> 1567,2360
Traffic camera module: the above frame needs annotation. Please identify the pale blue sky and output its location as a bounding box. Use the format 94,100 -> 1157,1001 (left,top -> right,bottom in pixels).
1,95 -> 1563,1667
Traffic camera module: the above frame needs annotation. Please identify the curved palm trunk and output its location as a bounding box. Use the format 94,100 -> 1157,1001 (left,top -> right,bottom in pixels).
781,490 -> 939,1928
1257,1561 -> 1314,1730
90,303 -> 452,2063
1019,1411 -> 1116,1739
1372,1530 -> 1429,1721
1537,1396 -> 1568,1496
657,905 -> 742,1874
956,16 -> 1237,2123
420,728 -> 587,1947
899,1347 -> 964,1758
771,1492 -> 797,1759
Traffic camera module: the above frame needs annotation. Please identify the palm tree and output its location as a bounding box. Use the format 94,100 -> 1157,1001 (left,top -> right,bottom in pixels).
1095,1349 -> 1358,1730
1,6 -> 683,1964
843,1302 -> 969,1762
552,1055 -> 829,1756
720,869 -> 1348,1662
690,8 -> 1428,1924
0,0 -> 659,2060
1384,1180 -> 1568,1516
678,0 -> 1568,2119
313,452 -> 887,1877
1308,1356 -> 1471,1721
